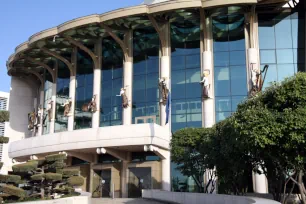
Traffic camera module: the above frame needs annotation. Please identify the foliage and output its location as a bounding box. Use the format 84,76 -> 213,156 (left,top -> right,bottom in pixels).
0,153 -> 84,202
0,175 -> 21,184
67,176 -> 85,187
1,185 -> 26,198
63,169 -> 79,177
0,137 -> 9,144
171,127 -> 215,193
0,110 -> 9,122
12,161 -> 38,173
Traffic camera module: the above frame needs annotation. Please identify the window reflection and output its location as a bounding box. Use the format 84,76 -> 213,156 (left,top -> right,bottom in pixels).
258,12 -> 304,88
43,70 -> 53,135
132,27 -> 160,124
74,49 -> 93,130
213,14 -> 247,122
100,37 -> 123,127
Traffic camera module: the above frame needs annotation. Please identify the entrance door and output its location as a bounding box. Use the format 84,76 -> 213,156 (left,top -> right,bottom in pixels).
101,169 -> 111,198
128,167 -> 151,198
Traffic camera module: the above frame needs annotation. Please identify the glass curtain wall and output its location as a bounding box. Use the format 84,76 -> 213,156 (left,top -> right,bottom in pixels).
132,27 -> 160,124
212,12 -> 248,122
55,61 -> 70,132
74,49 -> 93,130
171,15 -> 202,133
100,37 -> 123,127
43,70 -> 53,135
170,11 -> 201,193
258,12 -> 305,89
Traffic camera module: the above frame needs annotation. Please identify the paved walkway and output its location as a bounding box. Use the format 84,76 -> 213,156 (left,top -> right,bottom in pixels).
91,198 -> 165,204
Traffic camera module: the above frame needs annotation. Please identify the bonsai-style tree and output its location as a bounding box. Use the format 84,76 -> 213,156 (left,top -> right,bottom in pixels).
0,137 -> 27,202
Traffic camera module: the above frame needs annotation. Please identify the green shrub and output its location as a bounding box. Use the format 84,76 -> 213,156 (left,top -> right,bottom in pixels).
0,174 -> 21,184
67,176 -> 84,187
0,137 -> 9,144
48,161 -> 66,169
44,173 -> 62,181
63,169 -> 79,177
45,154 -> 67,162
2,185 -> 26,198
0,111 -> 9,122
31,174 -> 45,181
12,161 -> 38,173
29,159 -> 45,167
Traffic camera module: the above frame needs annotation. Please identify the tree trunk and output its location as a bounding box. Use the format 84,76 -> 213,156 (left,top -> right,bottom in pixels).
298,170 -> 306,204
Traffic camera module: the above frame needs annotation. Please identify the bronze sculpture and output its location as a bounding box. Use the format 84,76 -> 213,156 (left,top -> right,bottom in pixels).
159,77 -> 169,106
200,70 -> 211,99
62,99 -> 72,117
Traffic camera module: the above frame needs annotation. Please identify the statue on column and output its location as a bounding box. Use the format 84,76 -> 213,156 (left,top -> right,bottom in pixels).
200,70 -> 211,99
88,95 -> 97,113
159,77 -> 169,106
28,111 -> 36,131
47,100 -> 53,122
62,99 -> 72,117
37,105 -> 44,126
117,88 -> 128,108
250,64 -> 260,96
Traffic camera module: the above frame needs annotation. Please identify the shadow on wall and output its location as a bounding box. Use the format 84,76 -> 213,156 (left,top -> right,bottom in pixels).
9,76 -> 39,139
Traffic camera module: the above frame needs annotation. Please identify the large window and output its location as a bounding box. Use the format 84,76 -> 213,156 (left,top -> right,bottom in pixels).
43,70 -> 53,135
132,27 -> 160,124
213,14 -> 248,122
171,17 -> 202,133
170,11 -> 202,193
55,61 -> 70,132
258,12 -> 305,89
74,49 -> 93,130
100,37 -> 123,127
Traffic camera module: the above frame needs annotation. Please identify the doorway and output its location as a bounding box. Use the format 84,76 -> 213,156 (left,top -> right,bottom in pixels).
101,169 -> 111,198
128,167 -> 151,198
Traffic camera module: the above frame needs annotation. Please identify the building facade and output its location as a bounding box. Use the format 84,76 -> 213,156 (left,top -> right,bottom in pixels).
0,91 -> 10,174
6,0 -> 305,198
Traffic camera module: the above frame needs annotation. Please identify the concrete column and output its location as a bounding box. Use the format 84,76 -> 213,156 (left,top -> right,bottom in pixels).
253,168 -> 268,193
37,88 -> 44,136
203,51 -> 214,128
92,68 -> 101,128
161,150 -> 171,191
160,56 -> 170,127
49,83 -> 56,134
121,160 -> 129,198
68,75 -> 76,131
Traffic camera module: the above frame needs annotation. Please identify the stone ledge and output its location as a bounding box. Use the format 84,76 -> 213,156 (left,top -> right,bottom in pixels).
9,195 -> 90,204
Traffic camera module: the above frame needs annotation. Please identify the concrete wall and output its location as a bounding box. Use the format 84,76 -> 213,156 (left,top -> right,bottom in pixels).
9,123 -> 170,159
142,190 -> 281,204
9,195 -> 90,204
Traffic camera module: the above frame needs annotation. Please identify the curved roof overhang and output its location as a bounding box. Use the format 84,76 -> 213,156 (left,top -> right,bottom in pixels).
8,0 -> 291,81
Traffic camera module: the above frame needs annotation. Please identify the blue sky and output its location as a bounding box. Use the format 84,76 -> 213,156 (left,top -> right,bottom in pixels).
0,0 -> 142,92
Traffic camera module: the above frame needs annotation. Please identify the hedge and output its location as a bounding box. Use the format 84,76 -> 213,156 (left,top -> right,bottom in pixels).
29,159 -> 45,167
0,111 -> 9,122
31,174 -> 44,181
1,185 -> 26,198
12,161 -> 38,173
44,173 -> 62,181
0,174 -> 21,184
63,169 -> 79,177
48,161 -> 66,169
45,154 -> 67,162
67,176 -> 84,187
0,137 -> 9,144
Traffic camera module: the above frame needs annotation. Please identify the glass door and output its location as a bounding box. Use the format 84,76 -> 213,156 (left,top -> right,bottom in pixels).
128,167 -> 151,198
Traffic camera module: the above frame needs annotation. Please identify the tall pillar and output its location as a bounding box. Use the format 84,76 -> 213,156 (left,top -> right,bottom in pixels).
68,75 -> 76,131
49,83 -> 56,134
123,31 -> 133,125
121,160 -> 129,198
203,51 -> 214,128
253,167 -> 268,193
161,150 -> 171,191
160,56 -> 170,127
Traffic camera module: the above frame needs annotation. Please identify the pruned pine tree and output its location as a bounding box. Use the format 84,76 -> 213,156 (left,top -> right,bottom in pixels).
0,137 -> 27,202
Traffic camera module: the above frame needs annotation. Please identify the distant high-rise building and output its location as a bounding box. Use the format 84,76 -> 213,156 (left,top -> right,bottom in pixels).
0,91 -> 9,174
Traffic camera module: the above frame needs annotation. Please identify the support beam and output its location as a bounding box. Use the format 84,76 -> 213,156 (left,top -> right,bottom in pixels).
101,148 -> 130,161
63,36 -> 99,67
68,48 -> 77,131
49,82 -> 57,134
148,15 -> 169,56
25,69 -> 44,85
23,56 -> 56,83
40,47 -> 74,75
68,151 -> 95,163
